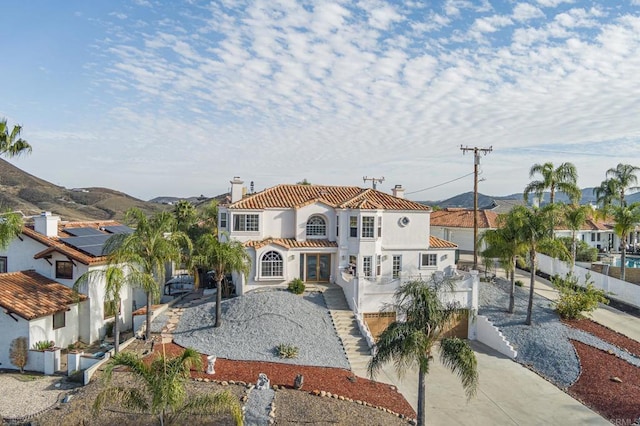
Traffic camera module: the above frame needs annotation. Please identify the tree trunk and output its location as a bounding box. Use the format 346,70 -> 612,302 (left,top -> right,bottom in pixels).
508,263 -> 515,314
214,278 -> 223,328
114,302 -> 120,354
145,291 -> 152,340
417,365 -> 427,426
621,237 -> 627,282
571,231 -> 577,269
525,251 -> 536,326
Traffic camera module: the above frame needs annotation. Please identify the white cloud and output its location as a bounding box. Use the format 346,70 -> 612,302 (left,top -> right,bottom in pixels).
512,3 -> 545,22
535,0 -> 575,7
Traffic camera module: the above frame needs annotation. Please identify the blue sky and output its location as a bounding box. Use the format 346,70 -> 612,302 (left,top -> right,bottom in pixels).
2,0 -> 640,202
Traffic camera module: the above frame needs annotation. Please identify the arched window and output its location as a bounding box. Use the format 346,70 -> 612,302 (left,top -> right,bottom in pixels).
261,251 -> 283,277
306,216 -> 327,237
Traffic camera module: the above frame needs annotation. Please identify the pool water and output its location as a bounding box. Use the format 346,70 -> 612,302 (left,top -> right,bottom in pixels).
614,256 -> 640,268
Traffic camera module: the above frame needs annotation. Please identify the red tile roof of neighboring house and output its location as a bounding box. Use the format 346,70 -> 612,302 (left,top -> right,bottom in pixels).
555,216 -> 613,231
0,270 -> 87,320
429,236 -> 458,249
229,185 -> 431,211
23,220 -> 124,265
430,208 -> 499,229
244,238 -> 338,250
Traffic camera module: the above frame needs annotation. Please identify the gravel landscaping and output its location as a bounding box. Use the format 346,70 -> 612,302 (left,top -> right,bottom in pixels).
173,290 -> 350,369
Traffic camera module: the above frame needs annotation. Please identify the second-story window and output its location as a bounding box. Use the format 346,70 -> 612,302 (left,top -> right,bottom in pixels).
420,253 -> 437,268
56,261 -> 73,280
363,256 -> 372,277
377,216 -> 382,238
233,214 -> 259,232
219,212 -> 228,229
362,217 -> 375,238
306,216 -> 326,237
392,255 -> 402,279
350,216 -> 358,238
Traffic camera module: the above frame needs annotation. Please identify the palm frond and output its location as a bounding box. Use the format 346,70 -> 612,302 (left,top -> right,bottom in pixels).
439,337 -> 479,400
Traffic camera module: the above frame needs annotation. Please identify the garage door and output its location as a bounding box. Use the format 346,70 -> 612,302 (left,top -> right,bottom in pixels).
364,312 -> 396,341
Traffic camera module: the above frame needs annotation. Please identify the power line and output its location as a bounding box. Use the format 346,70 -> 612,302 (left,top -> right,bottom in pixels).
405,172 -> 475,195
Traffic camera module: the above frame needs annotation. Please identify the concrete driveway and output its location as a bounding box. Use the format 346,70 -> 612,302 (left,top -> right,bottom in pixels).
368,341 -> 608,425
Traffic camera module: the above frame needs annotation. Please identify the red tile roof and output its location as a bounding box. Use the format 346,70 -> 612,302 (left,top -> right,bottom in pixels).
229,185 -> 431,211
429,236 -> 458,249
23,220 -> 124,265
244,238 -> 338,250
0,270 -> 87,320
430,208 -> 499,229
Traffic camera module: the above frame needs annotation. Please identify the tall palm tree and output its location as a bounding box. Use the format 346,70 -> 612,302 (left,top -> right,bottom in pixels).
105,209 -> 192,340
0,211 -> 24,250
509,205 -> 569,325
173,200 -> 198,234
0,118 -> 32,158
368,278 -> 478,426
611,203 -> 640,282
194,233 -> 250,327
561,203 -> 593,268
93,347 -> 243,426
594,178 -> 619,211
480,210 -> 527,313
606,163 -> 640,207
523,162 -> 581,206
74,265 -> 144,353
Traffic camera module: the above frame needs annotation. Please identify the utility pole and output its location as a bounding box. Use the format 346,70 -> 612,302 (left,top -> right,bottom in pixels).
363,176 -> 385,190
460,145 -> 493,270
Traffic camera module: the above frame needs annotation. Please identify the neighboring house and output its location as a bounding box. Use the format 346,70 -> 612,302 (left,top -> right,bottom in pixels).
481,198 -> 526,214
554,215 -> 619,253
0,212 -> 137,349
219,179 -> 477,340
430,208 -> 500,253
0,271 -> 87,370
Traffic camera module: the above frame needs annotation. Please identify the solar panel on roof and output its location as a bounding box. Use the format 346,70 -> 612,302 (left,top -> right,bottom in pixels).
65,227 -> 104,237
103,225 -> 133,234
60,234 -> 114,257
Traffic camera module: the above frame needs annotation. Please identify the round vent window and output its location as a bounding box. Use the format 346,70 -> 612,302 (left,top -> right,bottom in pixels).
399,216 -> 410,227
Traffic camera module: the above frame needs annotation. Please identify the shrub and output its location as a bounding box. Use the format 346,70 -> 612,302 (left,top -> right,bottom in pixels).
33,340 -> 55,351
515,280 -> 524,287
287,278 -> 305,295
10,337 -> 29,373
276,343 -> 299,359
552,273 -> 608,320
105,321 -> 115,338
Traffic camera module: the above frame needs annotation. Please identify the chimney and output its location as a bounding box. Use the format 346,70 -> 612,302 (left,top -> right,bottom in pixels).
392,184 -> 405,199
230,177 -> 245,203
34,212 -> 60,237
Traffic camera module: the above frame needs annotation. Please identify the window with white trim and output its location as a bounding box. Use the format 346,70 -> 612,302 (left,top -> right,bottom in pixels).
420,253 -> 437,267
233,214 -> 259,232
376,255 -> 381,276
377,216 -> 382,238
306,216 -> 326,237
219,212 -> 228,229
363,256 -> 372,277
350,216 -> 358,237
261,251 -> 283,277
56,261 -> 73,280
362,217 -> 375,238
392,255 -> 402,279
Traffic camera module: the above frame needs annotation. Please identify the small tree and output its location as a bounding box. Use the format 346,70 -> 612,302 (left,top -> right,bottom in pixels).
9,337 -> 29,373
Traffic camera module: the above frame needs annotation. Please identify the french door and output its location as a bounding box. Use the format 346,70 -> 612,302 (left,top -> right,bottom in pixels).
301,254 -> 331,282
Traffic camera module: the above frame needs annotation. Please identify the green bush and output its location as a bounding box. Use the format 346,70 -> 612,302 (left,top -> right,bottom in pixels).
552,273 -> 608,319
515,280 -> 524,287
556,237 -> 598,262
287,278 -> 305,295
276,343 -> 299,359
33,340 -> 55,350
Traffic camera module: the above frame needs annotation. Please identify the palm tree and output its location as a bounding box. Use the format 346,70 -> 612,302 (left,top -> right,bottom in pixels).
480,210 -> 527,313
173,200 -> 198,234
194,234 -> 250,327
594,178 -> 619,211
523,162 -> 581,206
74,265 -> 143,353
0,211 -> 24,250
606,163 -> 640,207
0,118 -> 32,158
93,347 -> 243,426
561,203 -> 593,268
509,205 -> 569,325
105,209 -> 192,340
611,203 -> 640,281
368,278 -> 478,426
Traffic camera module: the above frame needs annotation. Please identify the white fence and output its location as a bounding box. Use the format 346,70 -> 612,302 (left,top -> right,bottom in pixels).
536,253 -> 640,309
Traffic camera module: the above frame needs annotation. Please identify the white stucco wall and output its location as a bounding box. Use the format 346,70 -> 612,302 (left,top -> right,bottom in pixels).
0,312 -> 29,369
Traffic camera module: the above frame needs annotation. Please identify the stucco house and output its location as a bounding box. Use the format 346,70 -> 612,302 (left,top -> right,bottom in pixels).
219,179 -> 478,339
429,208 -> 500,253
0,212 -> 137,355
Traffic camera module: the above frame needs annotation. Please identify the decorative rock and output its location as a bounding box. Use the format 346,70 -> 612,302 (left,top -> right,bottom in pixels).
221,381 -> 228,386
240,395 -> 248,402
294,374 -> 304,390
320,391 -> 327,397
338,396 -> 345,400
312,390 -> 320,396
203,378 -> 210,383
229,380 -> 236,385
610,376 -> 623,383
272,385 -> 279,390
256,373 -> 270,390
196,377 -> 203,382
356,400 -> 363,405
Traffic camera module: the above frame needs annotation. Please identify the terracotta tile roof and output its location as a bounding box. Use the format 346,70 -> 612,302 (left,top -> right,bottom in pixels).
555,216 -> 614,231
229,184 -> 431,211
429,236 -> 458,249
23,220 -> 124,265
244,238 -> 338,250
0,270 -> 87,320
430,208 -> 499,229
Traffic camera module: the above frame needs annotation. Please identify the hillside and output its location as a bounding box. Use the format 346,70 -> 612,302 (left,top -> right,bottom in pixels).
0,159 -> 167,221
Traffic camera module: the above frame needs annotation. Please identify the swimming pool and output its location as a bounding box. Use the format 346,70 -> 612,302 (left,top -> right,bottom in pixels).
614,256 -> 640,268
